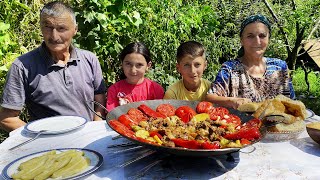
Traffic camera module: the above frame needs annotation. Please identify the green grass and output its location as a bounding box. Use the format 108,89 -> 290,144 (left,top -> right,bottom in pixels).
292,68 -> 320,114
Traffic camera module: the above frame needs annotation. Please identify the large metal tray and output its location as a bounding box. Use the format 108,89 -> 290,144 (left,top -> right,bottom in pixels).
106,100 -> 266,157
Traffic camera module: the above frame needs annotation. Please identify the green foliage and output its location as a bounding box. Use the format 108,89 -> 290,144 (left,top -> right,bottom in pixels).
0,0 -> 50,95
71,0 -> 227,88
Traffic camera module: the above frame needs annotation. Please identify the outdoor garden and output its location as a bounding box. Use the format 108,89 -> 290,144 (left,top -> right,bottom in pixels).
0,0 -> 319,142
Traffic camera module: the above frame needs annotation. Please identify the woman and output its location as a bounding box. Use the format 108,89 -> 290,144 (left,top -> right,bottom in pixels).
206,14 -> 295,109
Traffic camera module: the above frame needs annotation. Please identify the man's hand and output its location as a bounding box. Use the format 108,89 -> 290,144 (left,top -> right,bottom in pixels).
0,108 -> 26,132
93,94 -> 106,121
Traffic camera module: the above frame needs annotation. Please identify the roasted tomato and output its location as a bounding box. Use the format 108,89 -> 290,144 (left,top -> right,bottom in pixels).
240,138 -> 252,146
118,114 -> 138,129
224,114 -> 241,126
109,120 -> 135,138
156,104 -> 176,117
208,107 -> 229,121
127,108 -> 148,122
171,138 -> 201,149
242,118 -> 262,129
149,131 -> 163,139
138,104 -> 166,118
223,127 -> 261,141
196,101 -> 214,113
175,106 -> 197,123
201,141 -> 220,149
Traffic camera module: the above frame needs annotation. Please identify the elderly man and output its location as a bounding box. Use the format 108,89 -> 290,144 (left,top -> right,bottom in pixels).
0,1 -> 106,132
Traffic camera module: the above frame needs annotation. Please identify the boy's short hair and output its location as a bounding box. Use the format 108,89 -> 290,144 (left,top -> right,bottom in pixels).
176,41 -> 205,63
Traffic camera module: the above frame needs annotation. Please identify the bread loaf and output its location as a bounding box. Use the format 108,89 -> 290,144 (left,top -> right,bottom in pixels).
306,122 -> 320,130
265,113 -> 297,124
237,102 -> 263,112
267,119 -> 305,133
253,99 -> 286,119
275,95 -> 307,120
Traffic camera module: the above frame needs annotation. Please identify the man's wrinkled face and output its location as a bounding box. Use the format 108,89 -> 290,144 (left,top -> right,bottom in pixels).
40,12 -> 77,54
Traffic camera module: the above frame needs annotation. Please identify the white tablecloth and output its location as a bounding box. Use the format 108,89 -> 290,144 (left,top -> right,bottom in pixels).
1,115 -> 320,180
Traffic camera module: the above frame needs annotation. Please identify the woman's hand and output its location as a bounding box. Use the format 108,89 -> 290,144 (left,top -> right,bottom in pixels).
206,93 -> 252,109
228,97 -> 252,109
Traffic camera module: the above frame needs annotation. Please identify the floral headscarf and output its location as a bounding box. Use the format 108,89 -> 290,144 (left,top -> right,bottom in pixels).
238,14 -> 272,57
240,14 -> 271,36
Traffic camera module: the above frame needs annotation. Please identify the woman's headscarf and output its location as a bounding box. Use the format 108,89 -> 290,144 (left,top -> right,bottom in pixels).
238,14 -> 272,57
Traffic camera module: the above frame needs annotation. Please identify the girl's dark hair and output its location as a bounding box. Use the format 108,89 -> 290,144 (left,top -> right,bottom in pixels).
119,42 -> 151,80
176,41 -> 205,63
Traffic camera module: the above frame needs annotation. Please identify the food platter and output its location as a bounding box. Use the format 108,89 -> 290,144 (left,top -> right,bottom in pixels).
106,100 -> 266,157
2,148 -> 103,180
25,116 -> 88,135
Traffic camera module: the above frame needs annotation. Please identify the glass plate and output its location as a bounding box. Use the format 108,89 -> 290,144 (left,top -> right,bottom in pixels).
263,129 -> 304,142
2,148 -> 103,180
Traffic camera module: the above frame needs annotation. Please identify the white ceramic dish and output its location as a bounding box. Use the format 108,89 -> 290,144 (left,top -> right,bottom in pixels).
25,116 -> 88,135
2,148 -> 103,180
306,109 -> 315,119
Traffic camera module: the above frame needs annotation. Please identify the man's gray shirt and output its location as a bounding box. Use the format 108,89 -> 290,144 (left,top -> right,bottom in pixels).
1,42 -> 106,121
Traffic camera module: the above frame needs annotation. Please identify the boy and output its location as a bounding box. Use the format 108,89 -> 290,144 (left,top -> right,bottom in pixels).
164,41 -> 211,101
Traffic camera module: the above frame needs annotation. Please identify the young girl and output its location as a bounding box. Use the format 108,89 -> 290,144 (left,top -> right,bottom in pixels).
106,42 -> 164,112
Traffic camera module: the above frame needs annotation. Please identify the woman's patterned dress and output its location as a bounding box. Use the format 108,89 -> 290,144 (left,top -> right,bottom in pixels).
208,58 -> 295,102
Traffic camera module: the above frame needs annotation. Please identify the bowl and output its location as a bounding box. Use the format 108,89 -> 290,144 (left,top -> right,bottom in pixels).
263,130 -> 304,142
306,122 -> 320,145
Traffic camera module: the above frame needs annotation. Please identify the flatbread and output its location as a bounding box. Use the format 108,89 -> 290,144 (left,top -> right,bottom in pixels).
237,102 -> 263,112
253,99 -> 286,119
275,95 -> 307,120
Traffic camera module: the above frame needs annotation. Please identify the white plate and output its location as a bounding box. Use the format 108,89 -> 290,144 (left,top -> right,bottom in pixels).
25,116 -> 88,135
2,148 -> 103,180
306,109 -> 315,119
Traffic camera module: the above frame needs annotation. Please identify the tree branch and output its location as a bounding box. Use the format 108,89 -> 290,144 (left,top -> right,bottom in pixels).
307,17 -> 320,40
262,0 -> 291,53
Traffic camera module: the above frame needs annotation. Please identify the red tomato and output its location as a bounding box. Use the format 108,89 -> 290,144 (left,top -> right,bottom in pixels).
208,107 -> 229,121
109,120 -> 135,138
224,114 -> 241,126
118,114 -> 138,129
196,101 -> 214,113
127,108 -> 148,122
242,118 -> 262,129
175,106 -> 197,123
138,104 -> 166,118
201,141 -> 220,149
149,131 -> 163,139
223,127 -> 261,140
171,138 -> 201,149
219,125 -> 228,129
240,138 -> 252,146
156,104 -> 176,117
